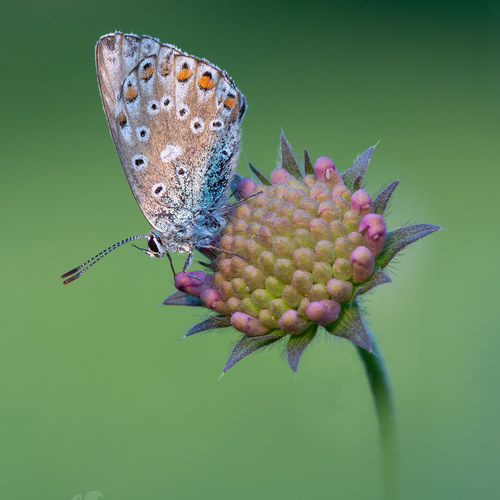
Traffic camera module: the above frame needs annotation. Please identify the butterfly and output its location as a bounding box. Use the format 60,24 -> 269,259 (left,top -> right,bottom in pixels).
61,32 -> 246,284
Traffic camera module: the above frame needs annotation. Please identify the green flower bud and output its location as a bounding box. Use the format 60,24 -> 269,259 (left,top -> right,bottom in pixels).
282,285 -> 304,308
270,298 -> 291,319
332,258 -> 352,281
293,248 -> 315,272
326,279 -> 353,302
308,284 -> 330,302
252,288 -> 274,309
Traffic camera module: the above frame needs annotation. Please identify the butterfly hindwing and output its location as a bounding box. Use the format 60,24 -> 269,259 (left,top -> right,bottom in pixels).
95,32 -> 246,234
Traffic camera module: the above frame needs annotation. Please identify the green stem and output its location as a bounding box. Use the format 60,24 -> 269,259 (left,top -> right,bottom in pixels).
356,333 -> 397,500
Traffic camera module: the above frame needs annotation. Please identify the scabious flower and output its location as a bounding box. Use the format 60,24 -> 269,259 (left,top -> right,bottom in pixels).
164,134 -> 439,373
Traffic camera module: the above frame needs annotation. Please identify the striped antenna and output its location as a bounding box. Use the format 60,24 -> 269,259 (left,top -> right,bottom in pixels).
61,235 -> 147,285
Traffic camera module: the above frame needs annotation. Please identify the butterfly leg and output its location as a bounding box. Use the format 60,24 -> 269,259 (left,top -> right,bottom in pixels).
165,251 -> 177,277
181,250 -> 214,286
182,251 -> 193,273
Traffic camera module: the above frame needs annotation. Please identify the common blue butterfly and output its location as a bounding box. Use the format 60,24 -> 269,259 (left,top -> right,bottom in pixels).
62,32 -> 246,284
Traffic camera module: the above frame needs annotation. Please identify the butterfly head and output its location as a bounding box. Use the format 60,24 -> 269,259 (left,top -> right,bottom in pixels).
144,230 -> 191,258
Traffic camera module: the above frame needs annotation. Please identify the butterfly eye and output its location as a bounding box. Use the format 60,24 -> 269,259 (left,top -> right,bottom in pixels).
147,236 -> 160,254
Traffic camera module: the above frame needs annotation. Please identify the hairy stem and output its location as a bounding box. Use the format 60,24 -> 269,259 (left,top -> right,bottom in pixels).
356,333 -> 397,500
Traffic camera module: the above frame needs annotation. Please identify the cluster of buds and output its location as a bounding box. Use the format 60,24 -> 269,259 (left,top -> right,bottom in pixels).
164,135 -> 439,373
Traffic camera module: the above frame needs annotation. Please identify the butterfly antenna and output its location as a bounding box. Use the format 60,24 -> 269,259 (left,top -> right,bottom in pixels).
61,235 -> 147,284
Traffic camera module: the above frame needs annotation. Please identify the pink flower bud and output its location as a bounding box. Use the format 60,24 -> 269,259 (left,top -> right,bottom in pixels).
231,312 -> 270,336
306,300 -> 341,325
199,288 -> 230,315
359,214 -> 387,256
271,168 -> 290,184
332,184 -> 351,200
314,156 -> 343,185
350,189 -> 373,215
277,309 -> 309,334
237,177 -> 256,198
174,271 -> 211,297
310,184 -> 330,202
350,246 -> 375,283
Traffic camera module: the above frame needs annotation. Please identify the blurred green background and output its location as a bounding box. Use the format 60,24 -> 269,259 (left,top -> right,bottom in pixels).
1,0 -> 498,498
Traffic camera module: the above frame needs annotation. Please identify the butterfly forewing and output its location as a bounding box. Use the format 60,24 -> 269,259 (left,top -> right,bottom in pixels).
95,32 -> 246,235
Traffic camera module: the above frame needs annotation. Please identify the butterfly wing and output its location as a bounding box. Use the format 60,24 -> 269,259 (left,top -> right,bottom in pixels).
95,32 -> 246,234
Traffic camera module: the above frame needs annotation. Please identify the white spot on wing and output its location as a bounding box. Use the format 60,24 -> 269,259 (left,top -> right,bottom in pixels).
152,183 -> 166,198
147,100 -> 160,115
136,126 -> 150,142
190,117 -> 205,134
210,119 -> 224,131
160,144 -> 183,163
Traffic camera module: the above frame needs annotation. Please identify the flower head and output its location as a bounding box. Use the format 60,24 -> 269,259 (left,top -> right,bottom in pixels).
164,134 -> 439,373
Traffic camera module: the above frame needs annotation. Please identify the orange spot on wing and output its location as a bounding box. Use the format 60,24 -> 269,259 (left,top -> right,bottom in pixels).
177,68 -> 193,82
223,96 -> 236,109
118,111 -> 127,127
198,75 -> 215,90
125,87 -> 138,102
141,64 -> 154,80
